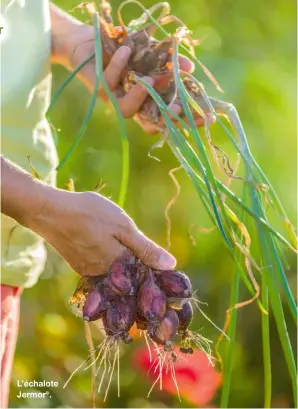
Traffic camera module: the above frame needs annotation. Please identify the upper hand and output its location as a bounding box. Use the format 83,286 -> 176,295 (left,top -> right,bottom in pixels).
64,24 -> 209,134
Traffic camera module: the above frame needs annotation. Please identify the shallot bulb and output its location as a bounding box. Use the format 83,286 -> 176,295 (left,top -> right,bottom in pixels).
150,309 -> 179,347
104,296 -> 137,337
130,261 -> 147,292
138,269 -> 167,323
154,270 -> 192,299
176,301 -> 193,335
83,286 -> 109,322
108,258 -> 134,296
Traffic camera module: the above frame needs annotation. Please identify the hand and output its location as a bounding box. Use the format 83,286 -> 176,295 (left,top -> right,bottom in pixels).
29,189 -> 176,276
2,156 -> 176,276
52,14 -> 210,134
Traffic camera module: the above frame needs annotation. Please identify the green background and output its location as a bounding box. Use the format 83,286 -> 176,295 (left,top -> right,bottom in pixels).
9,0 -> 297,408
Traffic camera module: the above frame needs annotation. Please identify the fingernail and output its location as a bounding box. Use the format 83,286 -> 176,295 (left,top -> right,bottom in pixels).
179,57 -> 195,73
171,103 -> 182,115
188,60 -> 195,73
158,252 -> 177,270
208,113 -> 217,124
117,46 -> 132,61
142,76 -> 155,87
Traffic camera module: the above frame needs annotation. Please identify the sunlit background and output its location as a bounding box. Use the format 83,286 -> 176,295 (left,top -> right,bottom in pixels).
9,0 -> 297,408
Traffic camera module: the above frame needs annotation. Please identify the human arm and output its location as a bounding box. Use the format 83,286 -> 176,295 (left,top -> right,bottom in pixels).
1,155 -> 176,275
1,155 -> 49,226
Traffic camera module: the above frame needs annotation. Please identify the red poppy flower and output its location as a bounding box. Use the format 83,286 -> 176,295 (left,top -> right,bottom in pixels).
133,344 -> 221,406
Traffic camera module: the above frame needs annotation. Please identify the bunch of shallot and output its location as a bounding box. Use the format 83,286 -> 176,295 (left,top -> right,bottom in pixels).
70,249 -> 195,352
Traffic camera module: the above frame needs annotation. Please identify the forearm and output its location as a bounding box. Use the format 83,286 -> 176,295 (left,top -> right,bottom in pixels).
1,156 -> 51,227
50,3 -> 85,67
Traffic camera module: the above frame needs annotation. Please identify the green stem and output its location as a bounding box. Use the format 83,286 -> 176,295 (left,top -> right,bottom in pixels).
50,14 -> 130,206
247,152 -> 296,406
262,285 -> 271,408
172,42 -> 233,248
209,98 -> 297,249
210,99 -> 297,322
93,15 -> 130,207
56,73 -> 100,170
166,120 -> 265,312
47,54 -> 94,115
220,182 -> 247,408
136,78 -> 295,253
220,269 -> 240,408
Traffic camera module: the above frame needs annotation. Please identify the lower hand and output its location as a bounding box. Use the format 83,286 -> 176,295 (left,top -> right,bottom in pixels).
30,188 -> 176,276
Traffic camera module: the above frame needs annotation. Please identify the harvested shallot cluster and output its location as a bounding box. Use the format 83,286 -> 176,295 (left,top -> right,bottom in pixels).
70,249 -> 202,350
68,249 -> 213,400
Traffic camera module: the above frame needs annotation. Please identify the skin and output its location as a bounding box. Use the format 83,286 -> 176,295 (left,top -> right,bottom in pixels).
1,4 -> 208,277
49,5 -> 209,133
1,156 -> 176,275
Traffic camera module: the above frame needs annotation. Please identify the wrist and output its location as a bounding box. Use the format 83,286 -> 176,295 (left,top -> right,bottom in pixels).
50,4 -> 92,68
26,187 -> 70,237
10,180 -> 55,229
21,184 -> 59,230
64,24 -> 95,71
1,156 -> 53,227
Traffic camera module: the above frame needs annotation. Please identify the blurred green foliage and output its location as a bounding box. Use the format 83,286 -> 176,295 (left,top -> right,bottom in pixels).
9,0 -> 297,407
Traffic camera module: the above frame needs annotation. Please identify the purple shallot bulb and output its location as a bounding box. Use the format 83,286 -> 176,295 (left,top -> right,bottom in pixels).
154,270 -> 192,299
108,258 -> 134,296
150,309 -> 179,347
104,296 -> 137,337
83,286 -> 109,322
138,269 -> 167,323
176,301 -> 193,335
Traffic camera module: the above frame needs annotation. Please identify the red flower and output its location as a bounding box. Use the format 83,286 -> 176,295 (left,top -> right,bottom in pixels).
133,344 -> 221,406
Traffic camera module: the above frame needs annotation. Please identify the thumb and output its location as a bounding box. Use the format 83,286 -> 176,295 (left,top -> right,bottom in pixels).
118,224 -> 176,271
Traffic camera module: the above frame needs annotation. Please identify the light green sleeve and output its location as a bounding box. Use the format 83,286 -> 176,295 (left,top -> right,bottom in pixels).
1,0 -> 58,288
